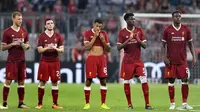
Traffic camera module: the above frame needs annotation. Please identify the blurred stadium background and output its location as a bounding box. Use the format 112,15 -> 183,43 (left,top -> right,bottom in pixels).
0,0 -> 200,84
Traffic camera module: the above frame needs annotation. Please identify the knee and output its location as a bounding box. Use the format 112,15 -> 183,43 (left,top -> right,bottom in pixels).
181,78 -> 188,83
168,78 -> 175,83
5,80 -> 12,85
18,80 -> 24,85
139,76 -> 147,84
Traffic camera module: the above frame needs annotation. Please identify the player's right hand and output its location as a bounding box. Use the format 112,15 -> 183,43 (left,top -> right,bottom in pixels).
163,57 -> 170,66
11,41 -> 20,46
129,31 -> 135,41
94,30 -> 100,38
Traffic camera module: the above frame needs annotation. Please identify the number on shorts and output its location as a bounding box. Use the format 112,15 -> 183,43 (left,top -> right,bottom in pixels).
56,71 -> 60,78
103,67 -> 107,75
186,68 -> 189,74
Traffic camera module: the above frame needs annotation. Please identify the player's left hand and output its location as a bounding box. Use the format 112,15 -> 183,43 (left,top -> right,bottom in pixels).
99,33 -> 106,42
192,58 -> 197,67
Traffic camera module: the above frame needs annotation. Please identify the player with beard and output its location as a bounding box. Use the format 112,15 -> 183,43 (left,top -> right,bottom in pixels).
162,10 -> 196,110
0,11 -> 30,109
35,18 -> 64,109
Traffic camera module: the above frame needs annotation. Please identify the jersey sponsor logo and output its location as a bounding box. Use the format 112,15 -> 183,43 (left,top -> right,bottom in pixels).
171,36 -> 184,41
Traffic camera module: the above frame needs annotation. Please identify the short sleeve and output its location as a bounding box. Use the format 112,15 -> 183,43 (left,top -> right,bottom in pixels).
186,27 -> 192,41
162,28 -> 167,42
139,29 -> 146,42
117,31 -> 123,44
58,34 -> 64,47
37,35 -> 43,47
84,31 -> 90,43
2,31 -> 9,44
103,32 -> 109,44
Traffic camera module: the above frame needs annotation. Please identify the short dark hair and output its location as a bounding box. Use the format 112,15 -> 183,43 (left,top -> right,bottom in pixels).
12,11 -> 22,19
172,10 -> 181,17
94,18 -> 103,24
44,18 -> 53,25
124,13 -> 134,21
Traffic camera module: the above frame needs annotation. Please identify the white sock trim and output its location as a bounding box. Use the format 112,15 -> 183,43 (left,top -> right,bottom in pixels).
168,83 -> 175,86
52,86 -> 58,90
84,86 -> 91,90
182,102 -> 187,105
38,85 -> 45,89
139,76 -> 147,83
18,85 -> 25,88
100,86 -> 107,90
4,84 -> 10,88
124,80 -> 130,84
182,82 -> 188,85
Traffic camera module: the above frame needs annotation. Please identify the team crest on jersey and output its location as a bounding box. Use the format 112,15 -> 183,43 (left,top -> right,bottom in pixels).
90,36 -> 93,38
171,32 -> 174,34
12,35 -> 14,37
54,38 -> 57,42
182,32 -> 184,36
126,36 -> 129,38
21,33 -> 24,38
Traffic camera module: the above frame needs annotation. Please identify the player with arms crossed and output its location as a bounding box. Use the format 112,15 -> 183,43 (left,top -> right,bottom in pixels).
83,19 -> 111,110
162,10 -> 196,110
0,11 -> 30,109
117,13 -> 153,110
35,18 -> 64,109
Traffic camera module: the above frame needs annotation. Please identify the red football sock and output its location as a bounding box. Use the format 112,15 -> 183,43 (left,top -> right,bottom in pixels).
182,84 -> 188,103
142,83 -> 149,105
124,83 -> 132,106
3,85 -> 10,103
52,86 -> 58,105
100,86 -> 107,104
84,86 -> 91,104
18,85 -> 24,103
38,87 -> 45,105
168,84 -> 175,103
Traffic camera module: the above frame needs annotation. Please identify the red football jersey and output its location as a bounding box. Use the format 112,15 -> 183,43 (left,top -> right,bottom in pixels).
2,27 -> 29,61
117,27 -> 146,63
162,24 -> 192,64
37,32 -> 64,62
84,29 -> 109,48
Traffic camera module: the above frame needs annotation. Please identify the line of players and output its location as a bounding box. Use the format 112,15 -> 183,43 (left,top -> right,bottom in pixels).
0,11 -> 196,110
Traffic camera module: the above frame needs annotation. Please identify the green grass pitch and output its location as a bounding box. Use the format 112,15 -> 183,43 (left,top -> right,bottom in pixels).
0,83 -> 200,112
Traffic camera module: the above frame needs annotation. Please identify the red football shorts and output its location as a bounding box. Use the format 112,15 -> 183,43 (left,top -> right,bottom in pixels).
85,54 -> 108,79
37,61 -> 61,82
164,63 -> 188,79
120,59 -> 145,80
6,60 -> 26,80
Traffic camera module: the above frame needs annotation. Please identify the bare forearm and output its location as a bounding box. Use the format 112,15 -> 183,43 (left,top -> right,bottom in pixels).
55,48 -> 64,53
138,41 -> 146,49
1,44 -> 13,51
101,40 -> 110,52
37,47 -> 48,53
188,42 -> 196,58
117,39 -> 130,51
84,37 -> 97,50
162,42 -> 167,59
21,43 -> 30,51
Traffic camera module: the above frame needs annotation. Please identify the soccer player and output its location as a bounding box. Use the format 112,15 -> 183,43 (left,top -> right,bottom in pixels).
35,18 -> 64,109
117,13 -> 153,110
83,19 -> 111,110
162,10 -> 196,110
0,11 -> 30,109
